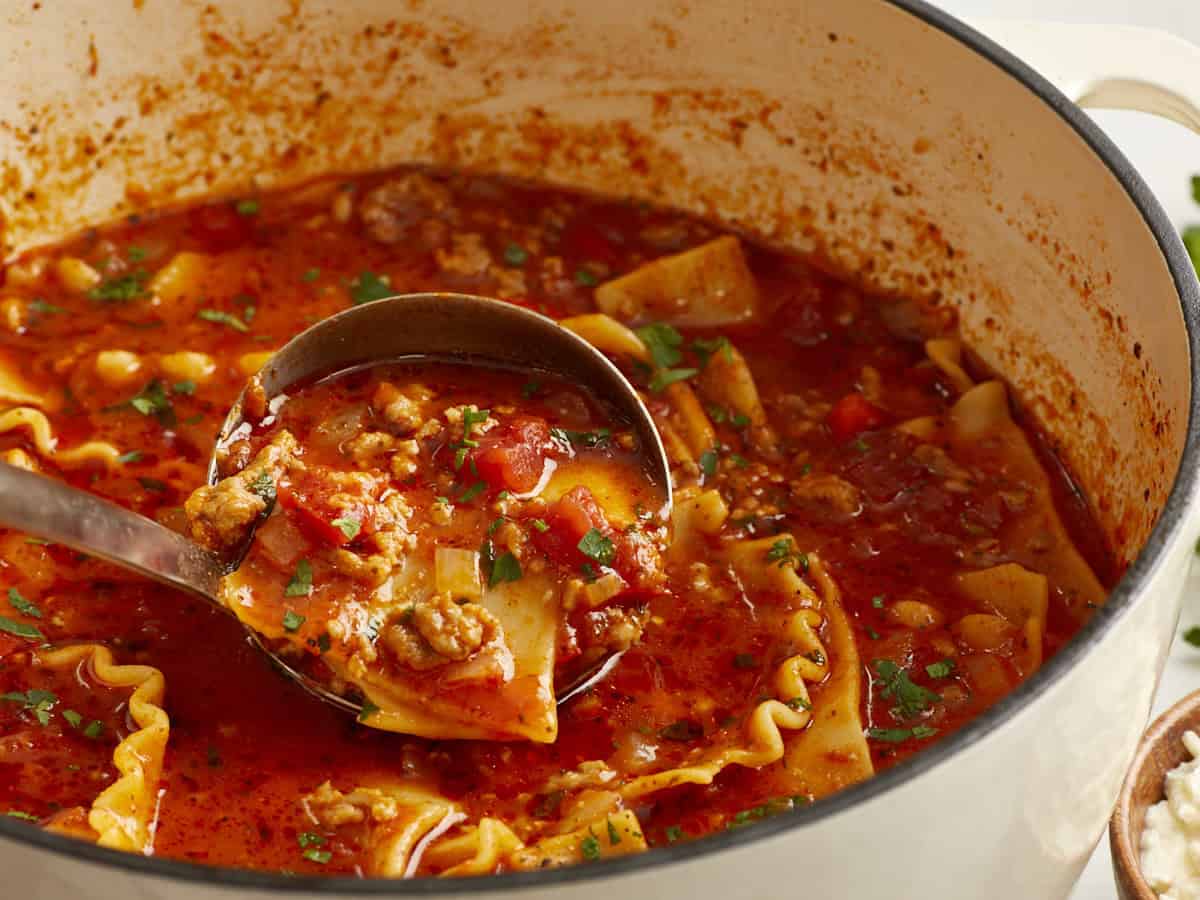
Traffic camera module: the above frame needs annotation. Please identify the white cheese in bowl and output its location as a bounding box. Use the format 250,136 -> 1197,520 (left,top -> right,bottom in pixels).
1142,731 -> 1200,899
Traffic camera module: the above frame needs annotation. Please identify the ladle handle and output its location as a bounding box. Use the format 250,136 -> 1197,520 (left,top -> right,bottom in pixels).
0,462 -> 223,600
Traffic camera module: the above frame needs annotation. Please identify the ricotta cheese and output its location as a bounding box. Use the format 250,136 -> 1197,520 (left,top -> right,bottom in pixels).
1143,731 -> 1200,900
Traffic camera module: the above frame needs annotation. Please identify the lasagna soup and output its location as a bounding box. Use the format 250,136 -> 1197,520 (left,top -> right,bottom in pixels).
0,169 -> 1112,876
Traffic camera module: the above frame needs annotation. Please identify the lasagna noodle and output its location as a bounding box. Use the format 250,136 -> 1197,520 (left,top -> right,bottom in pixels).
35,644 -> 170,853
0,407 -> 122,468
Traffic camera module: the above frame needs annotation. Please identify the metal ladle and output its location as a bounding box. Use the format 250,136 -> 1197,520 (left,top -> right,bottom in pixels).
0,293 -> 671,718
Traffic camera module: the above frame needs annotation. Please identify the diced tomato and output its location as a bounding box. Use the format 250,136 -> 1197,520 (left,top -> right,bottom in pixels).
532,486 -> 611,568
277,469 -> 372,547
468,417 -> 554,494
188,202 -> 254,251
827,392 -> 888,442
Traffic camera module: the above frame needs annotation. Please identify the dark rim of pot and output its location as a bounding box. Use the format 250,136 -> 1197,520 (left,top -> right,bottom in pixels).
3,0 -> 1199,893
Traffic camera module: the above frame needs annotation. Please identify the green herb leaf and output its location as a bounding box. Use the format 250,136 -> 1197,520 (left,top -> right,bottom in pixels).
331,517 -> 361,541
125,379 -> 175,426
302,849 -> 331,864
872,659 -> 941,720
691,336 -> 733,367
530,518 -> 549,533
301,268 -> 321,283
636,323 -> 684,369
235,198 -> 260,216
127,246 -> 148,263
297,832 -> 325,849
0,617 -> 44,641
665,825 -> 683,843
350,270 -> 392,305
489,552 -> 523,587
249,471 -> 276,504
5,811 -> 38,822
577,528 -> 615,566
866,725 -> 938,743
117,450 -> 143,464
1,689 -> 57,724
550,427 -> 612,449
649,366 -> 698,392
29,299 -> 64,315
503,243 -> 529,266
871,595 -> 886,609
358,699 -> 380,722
172,380 -> 196,396
88,271 -> 148,302
574,268 -> 599,288
284,559 -> 313,598
925,659 -> 956,679
699,447 -> 718,478
82,720 -> 105,739
606,818 -> 621,845
7,588 -> 40,619
658,719 -> 702,742
580,833 -> 602,861
282,610 -> 306,633
458,481 -> 487,503
62,709 -> 82,728
785,696 -> 812,711
765,537 -> 808,572
197,308 -> 249,333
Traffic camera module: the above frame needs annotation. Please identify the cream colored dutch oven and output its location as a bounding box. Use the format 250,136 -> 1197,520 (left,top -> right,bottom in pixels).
3,2 -> 1200,898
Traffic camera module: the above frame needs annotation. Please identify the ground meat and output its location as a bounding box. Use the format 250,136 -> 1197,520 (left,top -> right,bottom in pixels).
185,431 -> 297,552
789,473 -> 862,518
345,431 -> 396,466
435,233 -> 491,277
360,173 -> 452,244
578,606 -> 647,655
371,381 -> 434,435
413,592 -> 495,660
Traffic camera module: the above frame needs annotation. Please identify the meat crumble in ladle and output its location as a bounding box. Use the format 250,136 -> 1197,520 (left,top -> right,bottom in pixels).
0,293 -> 672,723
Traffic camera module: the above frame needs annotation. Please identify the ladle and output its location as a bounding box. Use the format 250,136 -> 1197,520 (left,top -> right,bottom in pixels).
0,293 -> 671,719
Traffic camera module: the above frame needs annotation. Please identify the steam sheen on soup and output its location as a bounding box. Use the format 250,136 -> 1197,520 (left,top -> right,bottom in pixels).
0,169 -> 1112,876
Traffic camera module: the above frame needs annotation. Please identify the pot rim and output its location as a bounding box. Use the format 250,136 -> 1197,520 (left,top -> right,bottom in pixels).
3,0 -> 1199,892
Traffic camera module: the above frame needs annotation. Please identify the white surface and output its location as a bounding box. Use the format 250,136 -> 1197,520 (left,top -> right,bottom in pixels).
934,3 -> 1200,899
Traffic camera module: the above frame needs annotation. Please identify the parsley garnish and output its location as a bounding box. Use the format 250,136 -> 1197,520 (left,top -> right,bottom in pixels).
358,699 -> 380,722
658,719 -> 702,742
765,537 -> 807,572
0,617 -> 44,641
580,833 -> 601,861
4,811 -> 37,822
665,825 -> 683,843
699,447 -> 719,478
574,268 -> 599,288
330,517 -> 361,540
458,481 -> 487,503
530,518 -> 549,533
650,366 -> 698,393
489,552 -> 523,587
866,725 -> 938,743
298,832 -> 325,849
127,246 -> 148,262
871,595 -> 886,609
62,709 -> 82,728
550,427 -> 612,449
872,659 -> 941,720
235,198 -> 260,216
301,268 -> 321,283
1,689 -> 56,724
29,299 -> 63,315
925,659 -> 956,679
606,818 -> 621,845
7,588 -> 40,619
282,610 -> 306,632
249,471 -> 276,504
350,270 -> 392,305
197,308 -> 250,333
82,720 -> 105,739
116,450 -> 143,464
284,559 -> 313,598
577,528 -> 615,566
636,322 -> 699,391
88,271 -> 148,302
503,243 -> 528,266
785,696 -> 812,711
691,336 -> 733,367
726,797 -> 797,828
172,380 -> 196,396
302,849 -> 331,864
124,379 -> 175,426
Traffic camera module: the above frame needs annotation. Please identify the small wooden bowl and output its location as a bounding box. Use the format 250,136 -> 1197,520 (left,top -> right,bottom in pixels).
1110,690 -> 1200,900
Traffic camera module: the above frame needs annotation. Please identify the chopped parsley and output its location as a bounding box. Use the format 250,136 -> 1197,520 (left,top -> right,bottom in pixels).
88,271 -> 148,302
550,427 -> 612,449
0,617 -> 44,641
301,267 -> 321,283
29,299 -> 63,315
302,849 -> 332,864
197,308 -> 250,333
116,450 -> 143,464
606,818 -> 621,845
458,481 -> 487,503
172,380 -> 197,396
1,689 -> 57,725
358,699 -> 380,722
82,720 -> 105,740
636,322 -> 699,392
785,696 -> 812,711
658,719 -> 702,742
580,833 -> 602,861
871,595 -> 886,609
489,552 -> 523,587
125,379 -> 175,426
726,797 -> 799,828
664,825 -> 683,843
503,243 -> 529,266
699,447 -> 719,478
925,659 -> 956,679
298,832 -> 325,849
866,725 -> 938,743
127,246 -> 148,262
765,537 -> 807,572
650,366 -> 698,393
282,610 -> 306,632
235,198 -> 260,216
62,709 -> 83,728
330,517 -> 361,541
731,412 -> 751,428
574,268 -> 600,288
871,659 -> 941,720
7,588 -> 40,619
530,518 -> 549,533
284,559 -> 313,598
4,811 -> 38,822
249,471 -> 276,504
691,335 -> 733,367
577,528 -> 615,566
350,270 -> 392,305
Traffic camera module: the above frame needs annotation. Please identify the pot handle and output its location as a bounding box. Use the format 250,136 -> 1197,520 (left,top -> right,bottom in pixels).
967,20 -> 1200,136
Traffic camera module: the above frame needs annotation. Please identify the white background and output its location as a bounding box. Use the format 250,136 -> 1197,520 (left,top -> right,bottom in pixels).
934,1 -> 1200,898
